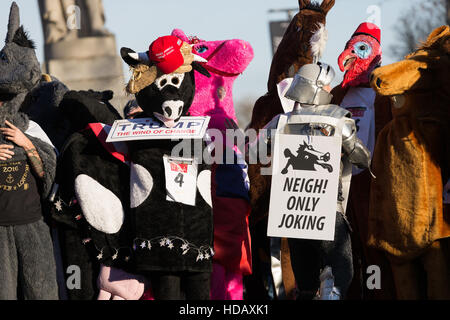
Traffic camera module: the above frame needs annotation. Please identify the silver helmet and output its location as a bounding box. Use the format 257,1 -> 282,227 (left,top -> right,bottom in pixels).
285,62 -> 335,106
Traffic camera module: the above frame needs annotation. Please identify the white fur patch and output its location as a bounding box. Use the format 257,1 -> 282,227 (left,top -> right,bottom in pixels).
130,163 -> 153,208
74,174 -> 124,234
197,170 -> 212,207
310,23 -> 328,63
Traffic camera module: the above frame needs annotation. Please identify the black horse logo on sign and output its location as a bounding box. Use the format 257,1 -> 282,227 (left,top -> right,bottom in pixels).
281,141 -> 333,174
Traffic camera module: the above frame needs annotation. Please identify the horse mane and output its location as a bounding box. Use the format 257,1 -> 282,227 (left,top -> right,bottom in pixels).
12,26 -> 35,49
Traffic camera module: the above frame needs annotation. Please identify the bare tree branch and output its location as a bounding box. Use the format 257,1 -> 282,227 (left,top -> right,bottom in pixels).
389,0 -> 446,60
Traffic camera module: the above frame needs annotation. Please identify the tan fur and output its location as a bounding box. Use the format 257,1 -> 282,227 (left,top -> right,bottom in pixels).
41,73 -> 52,83
368,26 -> 450,260
126,64 -> 159,94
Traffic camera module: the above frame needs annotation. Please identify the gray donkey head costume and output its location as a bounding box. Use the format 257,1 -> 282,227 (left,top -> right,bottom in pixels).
0,2 -> 62,197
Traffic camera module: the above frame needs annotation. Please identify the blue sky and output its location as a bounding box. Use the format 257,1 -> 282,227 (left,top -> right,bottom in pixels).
0,0 -> 422,105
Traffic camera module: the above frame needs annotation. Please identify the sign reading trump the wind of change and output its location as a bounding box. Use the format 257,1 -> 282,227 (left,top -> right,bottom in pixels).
267,133 -> 342,241
106,116 -> 211,142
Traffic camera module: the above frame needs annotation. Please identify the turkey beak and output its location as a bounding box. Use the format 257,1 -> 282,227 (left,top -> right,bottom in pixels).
338,49 -> 357,72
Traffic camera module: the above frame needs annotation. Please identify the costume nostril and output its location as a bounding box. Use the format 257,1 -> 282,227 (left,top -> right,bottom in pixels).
178,106 -> 183,116
164,107 -> 172,117
376,78 -> 382,88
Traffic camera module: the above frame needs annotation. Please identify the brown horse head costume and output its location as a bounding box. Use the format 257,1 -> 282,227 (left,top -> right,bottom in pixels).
368,25 -> 450,299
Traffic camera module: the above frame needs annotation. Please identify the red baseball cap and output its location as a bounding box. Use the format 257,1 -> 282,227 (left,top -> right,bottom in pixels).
353,22 -> 381,43
149,35 -> 185,74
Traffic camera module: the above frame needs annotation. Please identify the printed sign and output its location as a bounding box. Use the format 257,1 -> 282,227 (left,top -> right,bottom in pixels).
106,117 -> 210,142
163,155 -> 198,206
267,134 -> 341,241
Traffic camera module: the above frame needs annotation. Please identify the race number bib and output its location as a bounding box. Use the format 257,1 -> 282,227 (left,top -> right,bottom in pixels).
267,133 -> 341,241
163,155 -> 198,206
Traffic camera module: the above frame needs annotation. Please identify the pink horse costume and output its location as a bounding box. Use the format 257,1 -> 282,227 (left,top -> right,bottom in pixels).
172,29 -> 254,300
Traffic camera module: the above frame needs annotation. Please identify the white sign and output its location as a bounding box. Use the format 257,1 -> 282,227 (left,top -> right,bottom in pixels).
163,155 -> 198,206
267,133 -> 342,241
106,117 -> 210,142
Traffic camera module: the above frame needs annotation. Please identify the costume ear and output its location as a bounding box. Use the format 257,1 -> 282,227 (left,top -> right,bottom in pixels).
320,0 -> 336,14
298,0 -> 311,10
12,26 -> 35,49
425,25 -> 449,47
121,47 -> 148,67
6,2 -> 20,43
192,62 -> 211,78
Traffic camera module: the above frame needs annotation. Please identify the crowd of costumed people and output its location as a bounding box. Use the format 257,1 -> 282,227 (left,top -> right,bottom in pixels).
0,0 -> 449,300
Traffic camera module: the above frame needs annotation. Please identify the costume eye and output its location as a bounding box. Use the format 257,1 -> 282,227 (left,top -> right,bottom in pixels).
354,42 -> 372,59
195,45 -> 208,54
155,73 -> 185,90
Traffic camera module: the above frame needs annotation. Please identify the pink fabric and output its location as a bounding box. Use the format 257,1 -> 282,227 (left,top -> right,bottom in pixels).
140,289 -> 155,301
210,263 -> 244,300
171,29 -> 254,131
97,265 -> 148,300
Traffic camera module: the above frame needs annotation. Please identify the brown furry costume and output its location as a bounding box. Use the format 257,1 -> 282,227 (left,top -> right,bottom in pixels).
368,26 -> 450,299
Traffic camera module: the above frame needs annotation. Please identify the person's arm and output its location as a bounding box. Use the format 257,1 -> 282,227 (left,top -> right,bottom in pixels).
341,119 -> 372,170
0,120 -> 45,179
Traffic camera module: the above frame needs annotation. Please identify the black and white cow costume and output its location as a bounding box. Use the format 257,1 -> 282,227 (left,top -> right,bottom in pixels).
50,90 -> 147,300
119,35 -> 214,300
51,35 -> 214,300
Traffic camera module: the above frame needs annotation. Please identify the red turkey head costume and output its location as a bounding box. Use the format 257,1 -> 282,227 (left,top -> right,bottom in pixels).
338,22 -> 382,88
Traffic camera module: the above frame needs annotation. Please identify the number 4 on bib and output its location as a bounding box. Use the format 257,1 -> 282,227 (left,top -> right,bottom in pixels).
174,173 -> 185,187
163,155 -> 198,206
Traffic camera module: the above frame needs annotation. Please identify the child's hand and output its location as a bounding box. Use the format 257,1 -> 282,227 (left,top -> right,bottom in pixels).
0,144 -> 14,161
0,120 -> 33,150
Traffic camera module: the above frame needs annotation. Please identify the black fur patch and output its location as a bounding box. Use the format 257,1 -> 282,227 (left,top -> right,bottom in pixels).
12,26 -> 35,49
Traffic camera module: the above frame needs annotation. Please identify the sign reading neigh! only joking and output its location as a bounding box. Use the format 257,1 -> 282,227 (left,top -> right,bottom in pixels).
106,117 -> 211,142
268,133 -> 342,241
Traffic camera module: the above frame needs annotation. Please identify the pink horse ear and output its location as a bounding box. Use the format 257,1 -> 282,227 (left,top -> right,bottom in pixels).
171,29 -> 190,42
